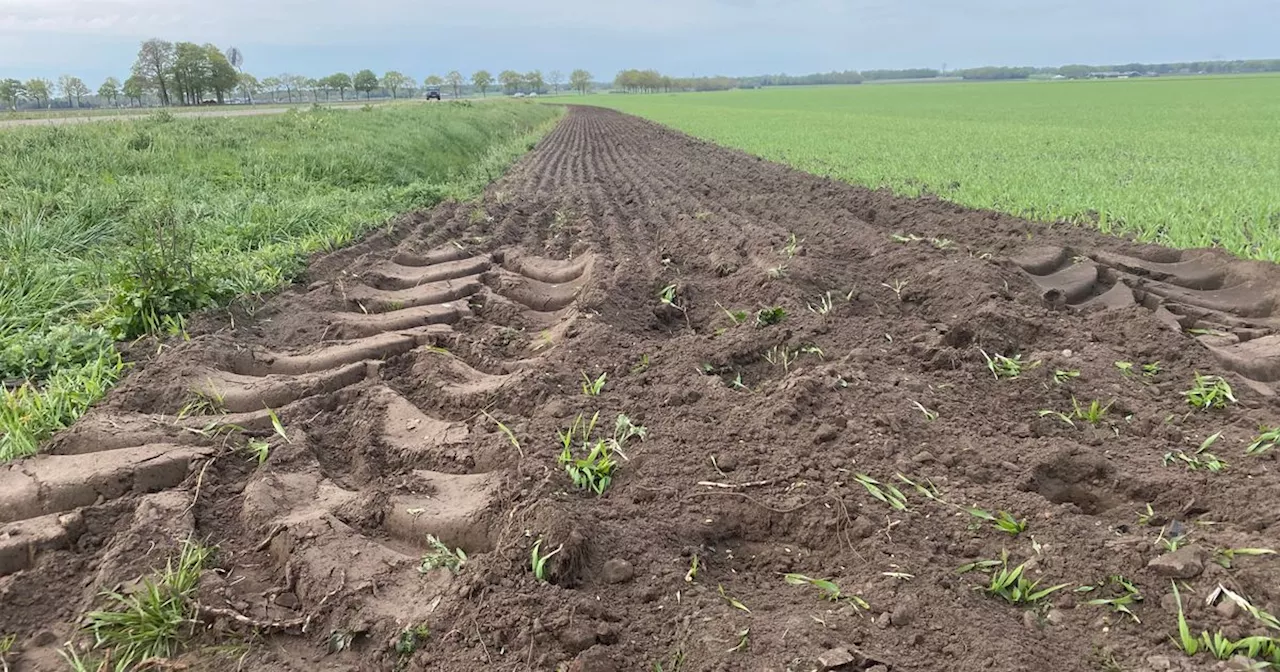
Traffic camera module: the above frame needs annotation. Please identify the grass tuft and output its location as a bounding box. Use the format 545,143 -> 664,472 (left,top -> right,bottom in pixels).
81,539 -> 212,669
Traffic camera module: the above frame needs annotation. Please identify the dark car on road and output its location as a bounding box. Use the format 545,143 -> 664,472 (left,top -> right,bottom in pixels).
425,86 -> 441,100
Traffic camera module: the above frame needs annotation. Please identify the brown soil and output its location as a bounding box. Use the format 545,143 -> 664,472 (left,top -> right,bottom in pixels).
3,106 -> 1280,672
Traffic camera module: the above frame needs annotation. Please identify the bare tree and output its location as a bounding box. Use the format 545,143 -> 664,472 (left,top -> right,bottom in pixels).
549,70 -> 564,94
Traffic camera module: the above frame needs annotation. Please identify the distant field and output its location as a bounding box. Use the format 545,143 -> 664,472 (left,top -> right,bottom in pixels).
0,101 -> 560,458
590,76 -> 1280,261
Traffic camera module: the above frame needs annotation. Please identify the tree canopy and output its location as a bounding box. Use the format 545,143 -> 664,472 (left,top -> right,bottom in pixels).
472,70 -> 493,96
353,69 -> 379,98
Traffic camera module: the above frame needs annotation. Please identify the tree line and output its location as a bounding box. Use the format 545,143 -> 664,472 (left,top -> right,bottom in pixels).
0,38 -> 597,111
613,57 -> 1280,94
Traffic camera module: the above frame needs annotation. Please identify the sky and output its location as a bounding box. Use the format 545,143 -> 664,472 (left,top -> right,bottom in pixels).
1,0 -> 1277,84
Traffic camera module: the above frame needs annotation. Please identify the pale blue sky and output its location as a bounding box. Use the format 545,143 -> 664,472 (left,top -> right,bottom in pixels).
1,0 -> 1276,84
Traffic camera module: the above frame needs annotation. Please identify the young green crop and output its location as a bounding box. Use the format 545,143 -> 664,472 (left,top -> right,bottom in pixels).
588,78 -> 1280,263
1183,373 -> 1236,410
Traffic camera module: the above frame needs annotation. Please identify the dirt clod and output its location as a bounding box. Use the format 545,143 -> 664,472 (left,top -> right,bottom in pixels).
601,558 -> 635,584
1147,546 -> 1205,579
818,647 -> 856,669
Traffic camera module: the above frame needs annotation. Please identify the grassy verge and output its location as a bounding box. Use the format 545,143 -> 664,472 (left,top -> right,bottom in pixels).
588,76 -> 1280,261
1,101 -> 562,460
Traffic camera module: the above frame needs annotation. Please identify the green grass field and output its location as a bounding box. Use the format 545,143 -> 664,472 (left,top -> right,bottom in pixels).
0,101 -> 561,459
590,76 -> 1280,261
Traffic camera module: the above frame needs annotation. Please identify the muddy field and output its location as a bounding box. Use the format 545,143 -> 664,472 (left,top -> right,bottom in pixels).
3,106 -> 1279,672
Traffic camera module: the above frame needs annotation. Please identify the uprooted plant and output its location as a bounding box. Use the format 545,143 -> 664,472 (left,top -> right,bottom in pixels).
982,351 -> 1040,379
419,535 -> 468,573
783,574 -> 870,610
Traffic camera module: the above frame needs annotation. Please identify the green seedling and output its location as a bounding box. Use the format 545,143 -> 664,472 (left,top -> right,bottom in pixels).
1,633 -> 15,672
717,584 -> 750,613
394,624 -> 431,663
1183,373 -> 1236,410
766,263 -> 789,279
931,237 -> 955,249
799,344 -> 824,358
581,371 -> 607,396
978,550 -> 1070,605
481,410 -> 523,458
631,354 -> 651,374
658,283 -> 692,327
1172,582 -> 1200,655
808,292 -> 835,315
955,559 -> 1004,574
1188,327 -> 1232,337
1115,361 -> 1135,376
730,372 -> 749,391
613,413 -> 648,449
556,412 -> 645,495
967,508 -> 1028,536
1143,362 -> 1161,377
896,473 -> 943,502
755,306 -> 786,326
1038,409 -> 1076,428
855,473 -> 908,511
1200,631 -> 1239,660
1053,369 -> 1080,384
1078,575 -> 1143,623
781,233 -> 801,258
1246,426 -> 1280,455
717,303 -> 749,325
982,351 -> 1039,379
245,439 -> 270,466
727,628 -> 750,653
83,539 -> 212,670
1214,547 -> 1276,569
1072,397 -> 1113,426
419,535 -> 467,573
176,386 -> 226,419
910,400 -> 938,422
1157,524 -> 1191,552
265,406 -> 290,443
1137,503 -> 1155,526
1163,432 -> 1228,472
891,233 -> 925,244
558,413 -> 617,495
530,539 -> 562,582
783,574 -> 870,610
882,279 -> 908,301
684,555 -> 700,583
